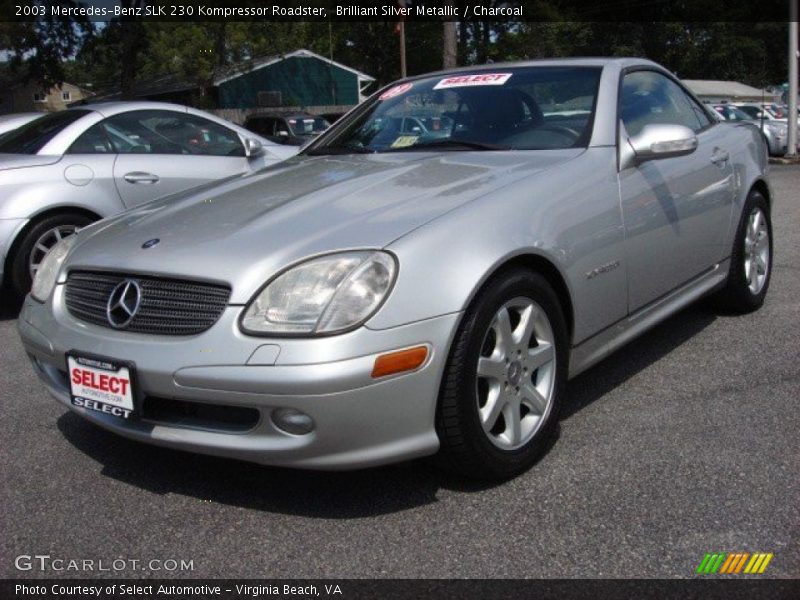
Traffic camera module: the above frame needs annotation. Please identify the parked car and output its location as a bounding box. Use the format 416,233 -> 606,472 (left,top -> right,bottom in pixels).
19,59 -> 771,480
0,102 -> 298,298
0,113 -> 42,137
243,112 -> 330,146
729,103 -> 789,156
710,103 -> 787,156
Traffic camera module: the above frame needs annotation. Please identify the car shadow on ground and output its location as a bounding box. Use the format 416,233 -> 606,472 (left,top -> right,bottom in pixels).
56,303 -> 718,519
0,290 -> 22,321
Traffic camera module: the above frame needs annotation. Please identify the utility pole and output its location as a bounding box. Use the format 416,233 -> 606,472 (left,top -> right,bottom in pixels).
788,0 -> 798,156
443,8 -> 458,69
399,0 -> 407,78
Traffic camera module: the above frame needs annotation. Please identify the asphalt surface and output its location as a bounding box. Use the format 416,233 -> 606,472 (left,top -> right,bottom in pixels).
1,166 -> 798,580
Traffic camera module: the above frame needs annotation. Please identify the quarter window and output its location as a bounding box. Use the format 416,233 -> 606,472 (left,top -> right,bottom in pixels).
621,71 -> 709,136
67,123 -> 114,154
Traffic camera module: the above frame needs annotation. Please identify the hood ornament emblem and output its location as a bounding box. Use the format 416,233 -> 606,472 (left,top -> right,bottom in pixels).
106,279 -> 142,329
142,238 -> 160,249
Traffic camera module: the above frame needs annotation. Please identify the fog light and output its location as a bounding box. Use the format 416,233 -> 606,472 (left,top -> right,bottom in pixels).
271,408 -> 315,435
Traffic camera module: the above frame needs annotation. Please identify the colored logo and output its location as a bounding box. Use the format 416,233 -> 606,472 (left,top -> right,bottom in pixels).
696,552 -> 773,574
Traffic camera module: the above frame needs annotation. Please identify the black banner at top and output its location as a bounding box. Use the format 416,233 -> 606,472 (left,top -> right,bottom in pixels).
1,0 -> 797,23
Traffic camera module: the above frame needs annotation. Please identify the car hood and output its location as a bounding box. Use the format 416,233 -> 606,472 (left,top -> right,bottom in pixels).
0,154 -> 61,171
66,150 -> 582,303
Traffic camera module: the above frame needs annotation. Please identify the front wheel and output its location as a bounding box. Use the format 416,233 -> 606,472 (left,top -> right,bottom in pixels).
711,190 -> 772,313
436,269 -> 568,480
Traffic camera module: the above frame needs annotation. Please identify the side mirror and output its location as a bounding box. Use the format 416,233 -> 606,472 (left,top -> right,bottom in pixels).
628,124 -> 698,162
244,138 -> 264,157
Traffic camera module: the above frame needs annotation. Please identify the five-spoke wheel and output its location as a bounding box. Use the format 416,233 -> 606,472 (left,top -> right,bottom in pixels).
436,268 -> 567,480
476,298 -> 556,450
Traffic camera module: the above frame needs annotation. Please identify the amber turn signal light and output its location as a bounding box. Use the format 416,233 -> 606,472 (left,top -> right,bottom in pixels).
371,346 -> 429,378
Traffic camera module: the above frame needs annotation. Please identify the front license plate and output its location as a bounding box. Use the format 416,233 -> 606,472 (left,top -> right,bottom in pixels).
67,354 -> 136,419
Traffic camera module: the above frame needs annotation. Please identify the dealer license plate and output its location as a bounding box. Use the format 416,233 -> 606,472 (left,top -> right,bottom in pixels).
67,354 -> 136,419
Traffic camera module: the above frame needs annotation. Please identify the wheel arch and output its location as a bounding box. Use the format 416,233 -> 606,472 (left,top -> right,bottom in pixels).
3,206 -> 102,279
465,252 -> 576,345
750,177 -> 771,209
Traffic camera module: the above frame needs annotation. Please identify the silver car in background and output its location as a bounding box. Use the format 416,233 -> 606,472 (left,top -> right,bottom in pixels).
730,102 -> 792,156
18,59 -> 772,480
0,102 -> 297,298
0,113 -> 42,137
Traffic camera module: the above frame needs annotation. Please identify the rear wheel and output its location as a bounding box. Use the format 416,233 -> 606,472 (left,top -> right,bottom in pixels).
436,269 -> 568,480
711,190 -> 772,313
8,212 -> 94,299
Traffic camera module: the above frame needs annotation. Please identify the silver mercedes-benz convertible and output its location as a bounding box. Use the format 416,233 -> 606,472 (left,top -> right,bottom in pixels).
18,58 -> 772,479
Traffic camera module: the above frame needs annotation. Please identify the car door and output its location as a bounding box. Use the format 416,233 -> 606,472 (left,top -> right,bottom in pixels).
104,109 -> 252,209
618,70 -> 735,312
59,122 -> 123,215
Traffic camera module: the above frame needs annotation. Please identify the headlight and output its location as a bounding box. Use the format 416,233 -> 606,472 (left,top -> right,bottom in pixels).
241,251 -> 397,335
30,234 -> 76,302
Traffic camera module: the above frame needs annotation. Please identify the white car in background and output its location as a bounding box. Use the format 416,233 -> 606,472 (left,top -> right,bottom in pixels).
0,102 -> 297,298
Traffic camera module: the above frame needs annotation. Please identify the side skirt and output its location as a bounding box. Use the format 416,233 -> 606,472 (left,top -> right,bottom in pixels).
568,260 -> 729,378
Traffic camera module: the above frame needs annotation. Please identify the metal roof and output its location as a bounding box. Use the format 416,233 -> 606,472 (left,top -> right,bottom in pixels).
213,49 -> 376,86
682,79 -> 771,99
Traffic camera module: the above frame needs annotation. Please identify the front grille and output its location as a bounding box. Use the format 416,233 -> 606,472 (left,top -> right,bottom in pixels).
65,271 -> 231,335
142,397 -> 260,432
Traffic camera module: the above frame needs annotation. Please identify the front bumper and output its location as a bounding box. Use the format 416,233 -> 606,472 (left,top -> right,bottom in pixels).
18,287 -> 460,469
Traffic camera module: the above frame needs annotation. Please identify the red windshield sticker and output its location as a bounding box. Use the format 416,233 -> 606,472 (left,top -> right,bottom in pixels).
433,73 -> 513,90
379,82 -> 413,100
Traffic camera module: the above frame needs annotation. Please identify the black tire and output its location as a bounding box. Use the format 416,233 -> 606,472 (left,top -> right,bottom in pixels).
711,189 -> 772,313
435,268 -> 569,480
8,212 -> 95,300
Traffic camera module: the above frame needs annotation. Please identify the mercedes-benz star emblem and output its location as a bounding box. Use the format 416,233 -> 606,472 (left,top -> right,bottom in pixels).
106,279 -> 142,329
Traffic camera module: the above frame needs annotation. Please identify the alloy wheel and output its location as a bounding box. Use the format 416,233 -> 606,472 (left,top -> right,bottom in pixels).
28,225 -> 79,279
744,207 -> 769,295
476,297 -> 557,450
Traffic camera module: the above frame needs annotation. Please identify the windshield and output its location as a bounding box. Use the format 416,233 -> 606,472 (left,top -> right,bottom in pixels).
288,117 -> 329,136
308,66 -> 602,154
0,110 -> 90,154
714,105 -> 756,121
737,105 -> 766,120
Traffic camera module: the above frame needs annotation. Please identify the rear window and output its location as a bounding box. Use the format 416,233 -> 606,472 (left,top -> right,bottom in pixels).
0,110 -> 90,155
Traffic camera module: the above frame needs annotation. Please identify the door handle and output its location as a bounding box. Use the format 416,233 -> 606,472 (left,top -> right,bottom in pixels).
710,149 -> 730,166
124,172 -> 159,184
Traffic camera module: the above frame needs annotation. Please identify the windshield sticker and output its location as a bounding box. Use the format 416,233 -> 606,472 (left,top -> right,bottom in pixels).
379,83 -> 413,101
433,73 -> 513,90
390,135 -> 419,149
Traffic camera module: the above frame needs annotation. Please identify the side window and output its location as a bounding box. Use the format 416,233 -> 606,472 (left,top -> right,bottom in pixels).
249,118 -> 274,137
66,123 -> 114,154
687,94 -> 712,129
621,71 -> 704,136
101,110 -> 244,157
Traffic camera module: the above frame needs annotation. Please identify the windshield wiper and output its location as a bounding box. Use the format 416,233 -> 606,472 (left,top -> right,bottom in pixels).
386,139 -> 511,152
304,145 -> 373,156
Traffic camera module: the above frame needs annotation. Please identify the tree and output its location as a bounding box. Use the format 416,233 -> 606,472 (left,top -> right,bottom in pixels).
0,0 -> 93,87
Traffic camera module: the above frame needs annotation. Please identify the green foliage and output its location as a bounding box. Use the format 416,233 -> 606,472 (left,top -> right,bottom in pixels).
3,7 -> 791,100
